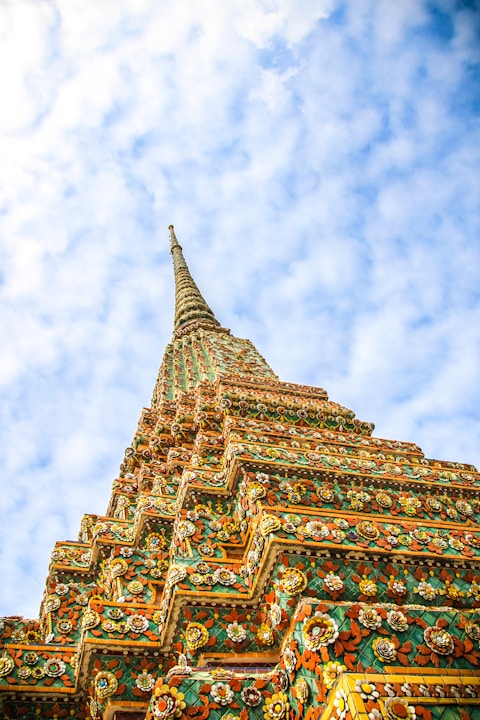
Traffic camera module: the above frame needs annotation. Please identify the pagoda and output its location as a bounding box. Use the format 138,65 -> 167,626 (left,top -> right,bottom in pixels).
1,227 -> 480,720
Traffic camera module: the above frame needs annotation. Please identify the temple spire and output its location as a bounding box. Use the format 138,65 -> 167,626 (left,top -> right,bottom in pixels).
168,225 -> 221,335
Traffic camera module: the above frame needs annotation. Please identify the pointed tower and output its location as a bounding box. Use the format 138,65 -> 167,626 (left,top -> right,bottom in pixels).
1,229 -> 480,720
169,224 -> 221,334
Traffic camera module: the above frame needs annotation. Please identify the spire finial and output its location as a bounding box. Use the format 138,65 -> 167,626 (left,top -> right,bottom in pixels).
168,225 -> 221,335
169,224 -> 180,249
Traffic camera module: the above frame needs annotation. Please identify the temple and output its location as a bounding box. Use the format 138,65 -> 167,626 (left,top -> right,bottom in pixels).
1,227 -> 480,720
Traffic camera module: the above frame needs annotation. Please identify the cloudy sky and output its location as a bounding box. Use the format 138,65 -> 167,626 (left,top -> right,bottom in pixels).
1,0 -> 479,618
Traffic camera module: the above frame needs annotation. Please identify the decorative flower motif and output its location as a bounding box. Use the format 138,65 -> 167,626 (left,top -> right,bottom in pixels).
449,536 -> 464,551
294,678 -> 309,703
0,656 -> 14,677
58,619 -> 72,634
387,610 -> 408,632
176,520 -> 196,540
260,515 -> 281,536
331,528 -> 346,542
355,679 -> 380,701
25,629 -> 41,643
319,488 -> 334,502
185,621 -> 209,651
357,520 -> 380,541
257,623 -> 275,646
146,532 -> 167,551
304,521 -> 329,538
94,671 -> 118,698
12,629 -> 26,642
411,529 -> 429,544
465,534 -> 480,548
456,500 -> 473,516
226,622 -> 246,643
199,543 -> 214,556
333,688 -> 349,720
211,681 -> 234,705
82,610 -> 100,629
386,524 -> 401,536
270,603 -> 282,627
424,625 -> 454,655
372,637 -> 397,662
359,576 -> 377,596
416,581 -> 436,600
18,666 -> 31,679
111,558 -> 128,577
31,666 -> 45,679
387,577 -> 408,598
108,607 -> 124,620
127,580 -> 144,595
241,686 -> 262,706
214,568 -> 236,586
247,482 -> 267,501
426,497 -> 442,512
350,498 -> 364,511
263,690 -> 289,720
283,647 -> 296,674
44,658 -> 66,677
376,492 -> 393,508
465,621 -> 480,642
256,472 -> 270,484
384,697 -> 416,720
24,652 -> 38,666
54,583 -> 70,595
120,546 -> 133,557
445,583 -> 462,600
126,614 -> 149,634
275,669 -> 288,690
399,496 -> 420,513
152,684 -> 186,718
286,483 -> 305,502
45,594 -> 61,612
322,661 -> 346,690
303,612 -> 339,650
168,565 -> 187,586
281,567 -> 307,596
359,607 -> 382,630
431,537 -> 447,551
136,670 -> 155,692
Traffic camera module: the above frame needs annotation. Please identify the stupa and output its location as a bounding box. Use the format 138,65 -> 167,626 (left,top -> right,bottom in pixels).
1,227 -> 480,720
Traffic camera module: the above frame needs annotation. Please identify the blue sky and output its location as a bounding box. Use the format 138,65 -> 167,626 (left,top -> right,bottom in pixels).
1,0 -> 479,617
